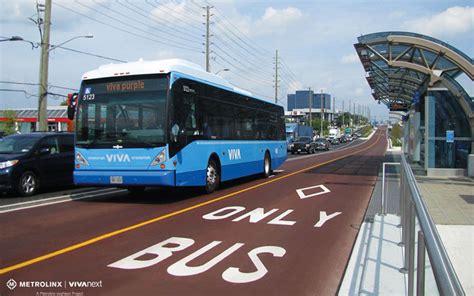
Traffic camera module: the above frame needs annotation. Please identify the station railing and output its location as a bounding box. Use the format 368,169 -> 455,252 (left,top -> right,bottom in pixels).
381,154 -> 465,295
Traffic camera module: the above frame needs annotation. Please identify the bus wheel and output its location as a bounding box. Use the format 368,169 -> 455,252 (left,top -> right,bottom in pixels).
262,152 -> 272,178
205,158 -> 220,194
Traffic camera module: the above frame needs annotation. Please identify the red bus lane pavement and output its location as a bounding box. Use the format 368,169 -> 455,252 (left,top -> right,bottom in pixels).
1,128 -> 387,296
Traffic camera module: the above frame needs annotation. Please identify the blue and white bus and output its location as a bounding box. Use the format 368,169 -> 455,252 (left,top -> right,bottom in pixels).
69,59 -> 287,193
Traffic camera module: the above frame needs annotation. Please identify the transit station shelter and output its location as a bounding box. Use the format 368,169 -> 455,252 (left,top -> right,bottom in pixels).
354,31 -> 473,176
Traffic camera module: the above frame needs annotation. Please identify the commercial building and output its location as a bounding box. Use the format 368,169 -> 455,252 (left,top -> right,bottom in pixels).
0,106 -> 72,133
287,90 -> 336,122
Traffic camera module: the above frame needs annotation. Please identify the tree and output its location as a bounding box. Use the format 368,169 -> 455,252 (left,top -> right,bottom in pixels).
390,123 -> 403,146
310,118 -> 330,136
1,110 -> 17,135
336,112 -> 352,127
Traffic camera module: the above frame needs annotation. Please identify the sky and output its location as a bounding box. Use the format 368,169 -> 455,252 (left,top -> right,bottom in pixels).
0,0 -> 473,121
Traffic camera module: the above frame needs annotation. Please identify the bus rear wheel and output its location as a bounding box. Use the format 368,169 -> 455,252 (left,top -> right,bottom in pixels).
262,153 -> 272,178
205,158 -> 220,194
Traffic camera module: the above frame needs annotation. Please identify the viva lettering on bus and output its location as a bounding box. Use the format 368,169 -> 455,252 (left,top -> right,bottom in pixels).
106,80 -> 145,92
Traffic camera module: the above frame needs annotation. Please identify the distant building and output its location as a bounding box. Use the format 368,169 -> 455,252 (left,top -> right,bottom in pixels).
0,106 -> 73,133
286,90 -> 336,122
287,90 -> 331,111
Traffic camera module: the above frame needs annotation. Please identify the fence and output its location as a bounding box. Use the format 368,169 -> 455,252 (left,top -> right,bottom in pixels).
381,154 -> 465,295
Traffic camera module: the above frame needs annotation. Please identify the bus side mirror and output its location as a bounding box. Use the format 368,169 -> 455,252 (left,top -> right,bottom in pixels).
67,93 -> 79,120
171,124 -> 180,142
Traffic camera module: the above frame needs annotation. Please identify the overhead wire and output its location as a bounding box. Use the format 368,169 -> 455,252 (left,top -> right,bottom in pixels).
55,2 -> 200,52
146,0 -> 204,33
75,0 -> 202,49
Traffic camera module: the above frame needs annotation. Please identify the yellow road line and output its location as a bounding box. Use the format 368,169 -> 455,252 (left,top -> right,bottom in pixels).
0,131 -> 383,275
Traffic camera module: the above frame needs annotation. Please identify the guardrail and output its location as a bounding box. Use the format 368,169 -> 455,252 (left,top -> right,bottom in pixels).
395,154 -> 465,295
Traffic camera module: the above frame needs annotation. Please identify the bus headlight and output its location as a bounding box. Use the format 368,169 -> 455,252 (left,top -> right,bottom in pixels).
76,151 -> 89,166
151,149 -> 167,166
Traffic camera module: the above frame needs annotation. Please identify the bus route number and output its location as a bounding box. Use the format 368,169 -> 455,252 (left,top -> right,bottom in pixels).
83,93 -> 95,101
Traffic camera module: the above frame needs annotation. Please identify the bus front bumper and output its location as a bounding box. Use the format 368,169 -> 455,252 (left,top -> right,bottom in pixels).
74,170 -> 175,187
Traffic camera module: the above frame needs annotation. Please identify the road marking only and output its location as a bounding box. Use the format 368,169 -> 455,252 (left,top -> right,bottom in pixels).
296,185 -> 331,199
0,131 -> 383,275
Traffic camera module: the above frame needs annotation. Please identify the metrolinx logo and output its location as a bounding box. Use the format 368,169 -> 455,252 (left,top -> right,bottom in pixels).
6,279 -> 17,290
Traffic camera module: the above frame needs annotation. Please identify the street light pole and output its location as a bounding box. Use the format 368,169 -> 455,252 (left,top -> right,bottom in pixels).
37,0 -> 52,131
215,68 -> 229,75
308,87 -> 312,128
320,89 -> 324,138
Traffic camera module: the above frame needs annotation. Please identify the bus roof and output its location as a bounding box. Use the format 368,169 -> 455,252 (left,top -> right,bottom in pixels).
81,58 -> 257,98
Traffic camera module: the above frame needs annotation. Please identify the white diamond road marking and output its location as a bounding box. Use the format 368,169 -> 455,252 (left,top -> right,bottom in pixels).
296,185 -> 330,199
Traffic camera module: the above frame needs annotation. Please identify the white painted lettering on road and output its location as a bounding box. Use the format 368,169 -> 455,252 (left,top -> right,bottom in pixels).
108,236 -> 286,284
108,237 -> 194,269
232,208 -> 279,223
168,241 -> 244,276
296,185 -> 331,199
314,211 -> 342,228
267,210 -> 297,226
222,246 -> 286,284
202,206 -> 246,220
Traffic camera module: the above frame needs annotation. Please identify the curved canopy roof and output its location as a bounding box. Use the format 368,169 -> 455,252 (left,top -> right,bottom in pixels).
354,31 -> 473,114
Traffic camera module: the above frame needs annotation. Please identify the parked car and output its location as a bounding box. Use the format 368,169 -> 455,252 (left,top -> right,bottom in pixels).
314,138 -> 330,151
289,136 -> 316,154
0,132 -> 74,196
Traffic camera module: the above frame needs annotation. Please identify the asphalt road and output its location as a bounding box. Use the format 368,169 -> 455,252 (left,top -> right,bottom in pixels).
0,128 -> 387,296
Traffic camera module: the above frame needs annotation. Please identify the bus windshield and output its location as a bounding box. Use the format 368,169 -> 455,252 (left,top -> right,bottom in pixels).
76,76 -> 168,148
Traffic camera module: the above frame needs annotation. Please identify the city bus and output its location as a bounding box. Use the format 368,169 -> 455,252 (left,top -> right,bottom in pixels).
68,59 -> 287,193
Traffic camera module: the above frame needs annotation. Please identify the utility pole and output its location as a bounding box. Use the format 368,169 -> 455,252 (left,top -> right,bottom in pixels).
342,100 -> 345,127
37,0 -> 52,131
320,89 -> 324,137
205,5 -> 212,72
333,96 -> 335,124
308,87 -> 312,128
274,49 -> 279,104
348,99 -> 351,127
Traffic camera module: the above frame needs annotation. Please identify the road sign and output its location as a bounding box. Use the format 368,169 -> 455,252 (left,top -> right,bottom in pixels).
389,102 -> 408,112
446,130 -> 454,143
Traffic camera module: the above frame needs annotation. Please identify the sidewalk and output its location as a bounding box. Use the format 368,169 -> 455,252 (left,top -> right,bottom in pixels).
339,150 -> 473,295
414,174 -> 474,294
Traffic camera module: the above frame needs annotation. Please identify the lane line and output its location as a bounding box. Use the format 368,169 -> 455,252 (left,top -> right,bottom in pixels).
0,130 -> 384,275
0,189 -> 128,214
0,188 -> 121,211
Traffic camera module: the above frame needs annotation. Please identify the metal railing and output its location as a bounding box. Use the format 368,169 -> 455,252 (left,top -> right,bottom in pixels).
396,154 -> 465,295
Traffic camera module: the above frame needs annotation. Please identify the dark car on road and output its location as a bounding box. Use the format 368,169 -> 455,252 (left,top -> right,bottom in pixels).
0,132 -> 75,196
289,136 -> 317,154
314,138 -> 330,151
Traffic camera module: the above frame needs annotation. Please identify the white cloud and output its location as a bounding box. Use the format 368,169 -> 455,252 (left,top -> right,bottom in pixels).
403,6 -> 474,37
355,87 -> 365,96
260,7 -> 303,26
340,53 -> 359,64
154,50 -> 176,60
226,6 -> 304,37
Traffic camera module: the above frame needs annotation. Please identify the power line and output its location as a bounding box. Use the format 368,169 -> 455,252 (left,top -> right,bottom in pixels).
0,89 -> 38,98
54,46 -> 127,63
0,80 -> 78,91
145,0 -> 204,33
55,2 -> 201,52
75,0 -> 202,49
113,0 -> 203,43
